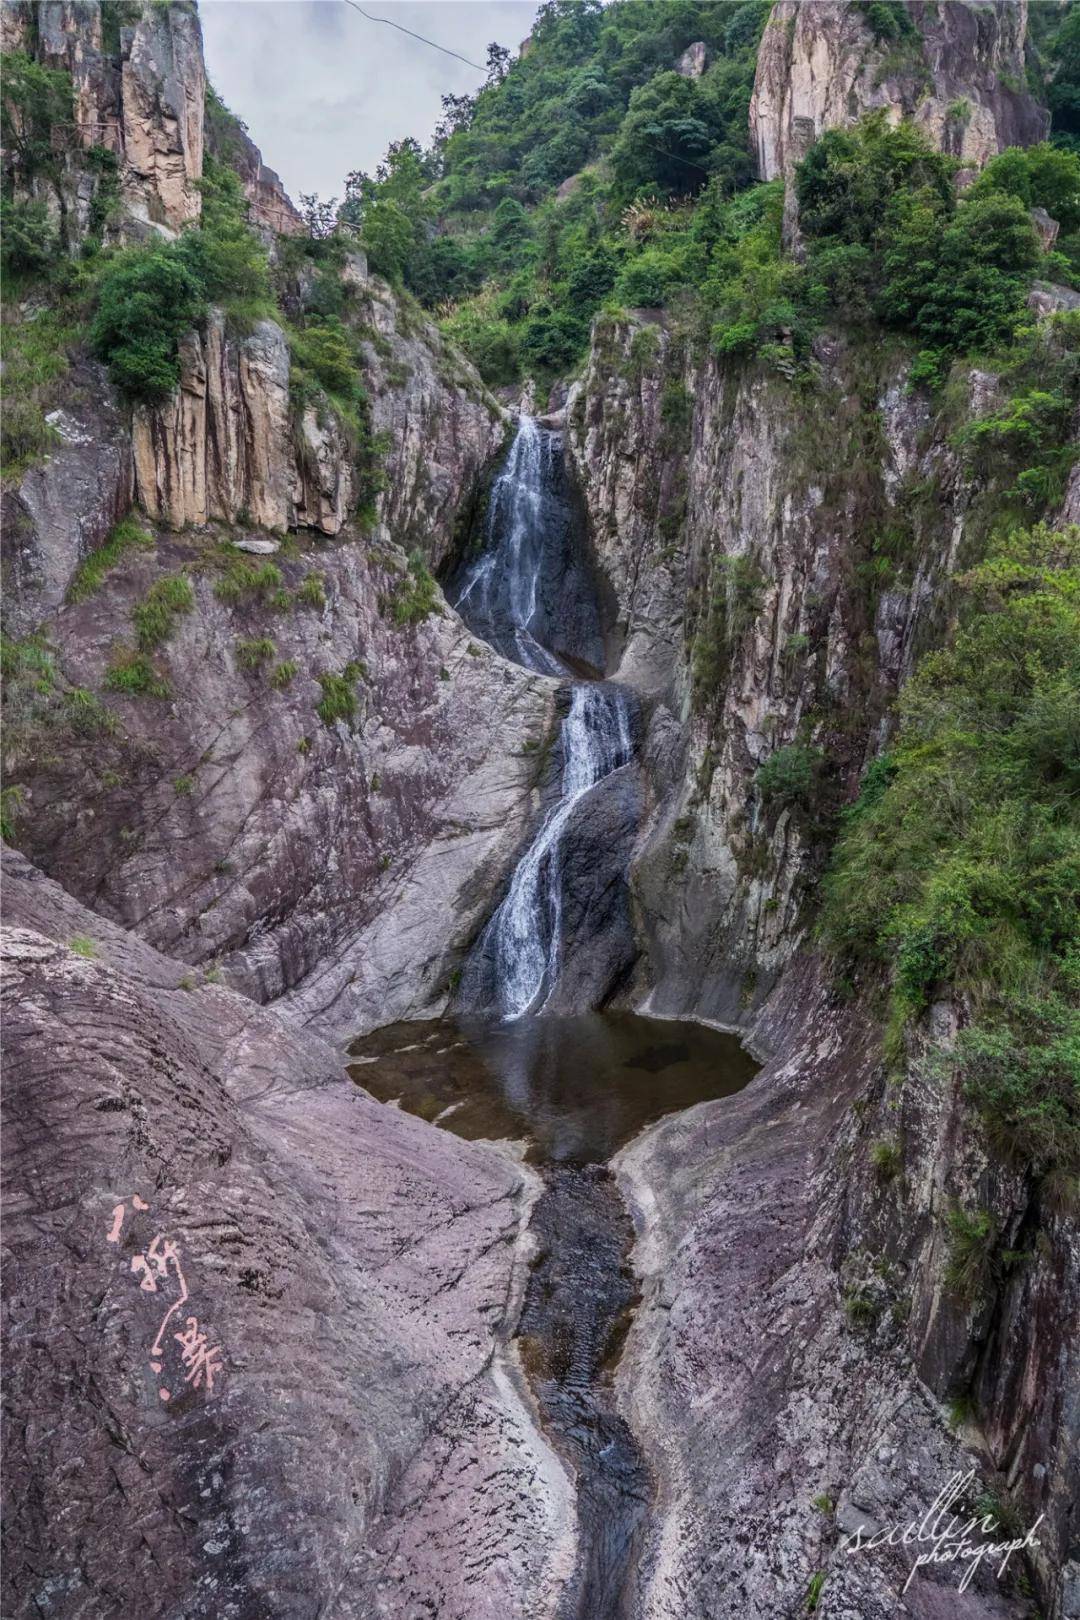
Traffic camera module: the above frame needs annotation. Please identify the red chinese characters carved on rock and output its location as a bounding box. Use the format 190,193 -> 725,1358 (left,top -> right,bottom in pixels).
105,1196 -> 226,1402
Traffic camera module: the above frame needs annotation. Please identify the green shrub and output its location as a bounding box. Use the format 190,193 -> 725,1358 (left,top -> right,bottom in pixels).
1,784 -> 26,843
0,196 -> 61,277
1,52 -> 73,185
173,774 -> 195,796
822,524 -> 1080,1178
69,935 -> 97,959
1,307 -> 75,479
132,575 -> 195,651
869,1138 -> 903,1181
756,744 -> 823,812
945,1204 -> 997,1303
67,517 -> 154,602
91,242 -> 208,400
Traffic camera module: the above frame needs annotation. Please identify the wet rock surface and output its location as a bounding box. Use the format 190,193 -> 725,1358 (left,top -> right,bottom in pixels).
349,1012 -> 757,1620
4,525 -> 553,1038
1,848 -> 574,1620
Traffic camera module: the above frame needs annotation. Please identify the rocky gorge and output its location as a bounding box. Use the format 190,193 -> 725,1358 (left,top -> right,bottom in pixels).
2,3 -> 1079,1619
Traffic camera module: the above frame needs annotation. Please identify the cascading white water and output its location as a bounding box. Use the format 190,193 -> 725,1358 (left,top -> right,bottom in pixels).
454,415 -> 568,675
454,414 -> 635,1020
486,684 -> 634,1020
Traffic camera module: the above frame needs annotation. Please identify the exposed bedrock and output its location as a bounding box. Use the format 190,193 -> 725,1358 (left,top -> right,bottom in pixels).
751,0 -> 1048,239
3,525 -> 554,1036
0,847 -> 575,1620
614,961 -> 1078,1619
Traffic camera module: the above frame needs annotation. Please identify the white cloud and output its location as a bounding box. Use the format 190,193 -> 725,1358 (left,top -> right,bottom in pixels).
199,0 -> 541,201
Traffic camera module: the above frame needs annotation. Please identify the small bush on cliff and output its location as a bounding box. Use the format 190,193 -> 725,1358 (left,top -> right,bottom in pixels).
944,1204 -> 998,1304
91,242 -> 208,401
822,524 -> 1080,1179
388,550 -> 439,627
755,744 -> 824,813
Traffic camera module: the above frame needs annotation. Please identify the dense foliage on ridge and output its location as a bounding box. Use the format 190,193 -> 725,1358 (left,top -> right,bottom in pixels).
336,0 -> 1080,385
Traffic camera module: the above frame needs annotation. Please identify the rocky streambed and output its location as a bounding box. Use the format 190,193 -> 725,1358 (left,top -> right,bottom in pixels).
348,1013 -> 758,1616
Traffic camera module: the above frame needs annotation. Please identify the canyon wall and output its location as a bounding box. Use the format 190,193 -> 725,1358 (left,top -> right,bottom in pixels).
751,0 -> 1048,238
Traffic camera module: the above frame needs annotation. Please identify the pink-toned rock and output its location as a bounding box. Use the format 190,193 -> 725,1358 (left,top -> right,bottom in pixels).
0,847 -> 574,1619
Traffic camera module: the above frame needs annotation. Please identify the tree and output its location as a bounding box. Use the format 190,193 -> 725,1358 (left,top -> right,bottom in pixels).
91,242 -> 207,400
485,42 -> 511,85
610,71 -> 719,198
298,193 -> 339,240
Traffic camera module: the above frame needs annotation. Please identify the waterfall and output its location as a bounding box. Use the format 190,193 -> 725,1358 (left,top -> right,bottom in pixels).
454,414 -> 635,1021
450,414 -> 598,676
481,684 -> 634,1020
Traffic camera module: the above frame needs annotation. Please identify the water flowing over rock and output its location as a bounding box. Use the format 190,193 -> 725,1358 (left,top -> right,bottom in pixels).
448,414 -> 606,674
451,415 -> 639,1022
464,684 -> 637,1020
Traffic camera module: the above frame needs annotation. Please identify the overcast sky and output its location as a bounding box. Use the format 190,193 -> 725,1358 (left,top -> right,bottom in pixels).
200,1 -> 541,202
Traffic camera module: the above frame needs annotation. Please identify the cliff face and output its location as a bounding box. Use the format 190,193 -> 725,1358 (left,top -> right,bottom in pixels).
567,303 -> 1077,1615
568,316 -> 970,1019
751,0 -> 1048,237
4,0 -> 205,233
1,849 -> 574,1620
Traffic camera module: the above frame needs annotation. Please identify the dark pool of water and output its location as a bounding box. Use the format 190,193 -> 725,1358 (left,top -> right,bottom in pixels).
347,1012 -> 757,1620
347,1011 -> 757,1167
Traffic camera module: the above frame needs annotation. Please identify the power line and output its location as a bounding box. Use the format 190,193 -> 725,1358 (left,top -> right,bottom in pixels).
341,1 -> 485,72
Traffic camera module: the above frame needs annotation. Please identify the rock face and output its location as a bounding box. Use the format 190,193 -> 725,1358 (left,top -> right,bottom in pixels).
1,848 -> 574,1620
614,958 -> 1077,1620
132,311 -> 291,530
4,523 -> 554,1039
751,0 -> 1048,237
23,0 -> 205,234
128,268 -> 504,545
568,315 -> 974,1019
357,272 -> 509,569
0,358 -> 132,635
204,93 -> 304,236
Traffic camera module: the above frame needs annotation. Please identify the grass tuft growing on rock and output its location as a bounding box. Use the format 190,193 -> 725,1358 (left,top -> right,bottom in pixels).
105,649 -> 170,699
316,661 -> 365,726
67,517 -> 154,602
269,659 -> 298,689
132,575 -> 195,651
388,550 -> 439,627
215,556 -> 284,605
235,636 -> 275,671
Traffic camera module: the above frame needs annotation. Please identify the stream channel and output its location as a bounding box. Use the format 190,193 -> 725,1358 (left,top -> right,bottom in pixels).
350,416 -> 757,1617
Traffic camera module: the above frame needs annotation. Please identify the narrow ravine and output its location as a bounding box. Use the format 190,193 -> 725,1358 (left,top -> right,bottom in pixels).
348,1015 -> 758,1619
359,414 -> 749,1616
